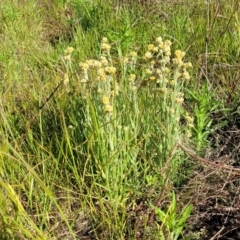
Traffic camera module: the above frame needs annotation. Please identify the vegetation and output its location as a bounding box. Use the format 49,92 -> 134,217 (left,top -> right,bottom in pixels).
0,0 -> 239,239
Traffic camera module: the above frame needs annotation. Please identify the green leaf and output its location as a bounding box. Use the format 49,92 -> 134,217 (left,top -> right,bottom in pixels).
178,204 -> 193,226
169,191 -> 177,226
154,206 -> 167,222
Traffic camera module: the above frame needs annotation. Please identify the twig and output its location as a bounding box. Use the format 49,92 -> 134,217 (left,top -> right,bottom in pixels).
177,143 -> 240,174
16,79 -> 64,145
147,144 -> 178,226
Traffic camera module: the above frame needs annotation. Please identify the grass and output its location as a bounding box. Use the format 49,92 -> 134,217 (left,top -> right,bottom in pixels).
0,0 -> 240,239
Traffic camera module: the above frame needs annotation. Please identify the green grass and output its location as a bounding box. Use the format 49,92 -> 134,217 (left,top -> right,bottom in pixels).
0,0 -> 239,239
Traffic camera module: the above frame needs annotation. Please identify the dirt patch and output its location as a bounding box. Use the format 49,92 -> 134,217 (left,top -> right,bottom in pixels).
37,0 -> 75,45
182,116 -> 240,239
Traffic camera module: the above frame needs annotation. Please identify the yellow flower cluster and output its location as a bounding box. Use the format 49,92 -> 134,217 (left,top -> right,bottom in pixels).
64,46 -> 74,61
62,46 -> 74,88
105,66 -> 116,74
78,38 -> 117,113
102,95 -> 109,105
120,36 -> 192,105
128,74 -> 136,82
172,50 -> 192,80
76,36 -> 192,116
100,56 -> 109,66
185,112 -> 194,128
173,50 -> 185,66
63,73 -> 69,85
102,95 -> 113,112
145,51 -> 153,59
144,38 -> 191,98
129,51 -> 137,64
101,37 -> 111,54
79,39 -> 117,83
185,112 -> 194,137
155,37 -> 172,56
130,51 -> 137,58
175,92 -> 184,105
140,37 -> 175,85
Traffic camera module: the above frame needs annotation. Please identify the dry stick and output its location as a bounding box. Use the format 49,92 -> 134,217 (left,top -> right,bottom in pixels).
209,226 -> 225,240
17,79 -> 64,145
147,144 -> 178,226
216,0 -> 238,43
147,144 -> 178,199
210,226 -> 239,240
179,143 -> 240,239
148,142 -> 240,226
177,143 -> 240,174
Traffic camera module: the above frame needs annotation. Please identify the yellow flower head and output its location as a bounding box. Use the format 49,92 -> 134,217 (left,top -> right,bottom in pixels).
93,60 -> 102,68
131,86 -> 137,91
170,80 -> 175,86
175,97 -> 184,104
102,96 -> 110,105
105,104 -> 113,112
101,42 -> 111,51
101,38 -> 110,51
150,60 -> 156,65
79,62 -> 89,70
86,59 -> 94,66
164,40 -> 172,46
144,51 -> 152,59
178,92 -> 184,97
185,112 -> 194,124
160,56 -> 170,64
123,57 -> 129,63
187,117 -> 194,124
130,51 -> 137,58
149,76 -> 156,81
163,44 -> 171,53
64,55 -> 71,61
184,62 -> 193,69
182,70 -> 190,80
101,37 -> 108,43
188,123 -> 194,128
156,36 -> 163,44
105,66 -> 116,74
97,68 -> 106,81
80,78 -> 87,83
128,74 -> 136,82
100,56 -> 108,66
160,87 -> 168,93
63,73 -> 69,85
186,130 -> 192,137
64,47 -> 74,55
162,67 -> 170,73
175,50 -> 185,60
145,68 -> 153,75
164,51 -> 171,57
173,50 -> 186,66
147,44 -> 155,51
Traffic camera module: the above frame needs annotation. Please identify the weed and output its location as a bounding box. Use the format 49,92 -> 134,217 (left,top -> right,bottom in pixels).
152,191 -> 193,240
